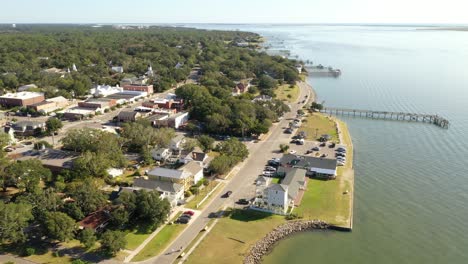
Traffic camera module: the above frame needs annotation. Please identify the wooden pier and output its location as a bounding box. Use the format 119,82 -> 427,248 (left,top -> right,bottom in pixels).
320,107 -> 450,128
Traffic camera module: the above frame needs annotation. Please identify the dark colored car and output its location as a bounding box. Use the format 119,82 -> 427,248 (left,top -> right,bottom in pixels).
319,142 -> 326,147
237,199 -> 250,205
223,191 -> 233,198
329,143 -> 336,148
321,154 -> 327,158
312,146 -> 320,151
177,217 -> 190,224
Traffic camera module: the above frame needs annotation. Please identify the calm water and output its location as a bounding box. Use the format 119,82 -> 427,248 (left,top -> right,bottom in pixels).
193,24 -> 468,264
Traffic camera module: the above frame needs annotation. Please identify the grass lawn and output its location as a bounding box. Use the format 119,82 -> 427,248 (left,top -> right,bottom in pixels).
294,179 -> 350,226
186,209 -> 285,264
275,83 -> 299,103
271,177 -> 282,184
132,215 -> 186,261
297,113 -> 339,142
185,181 -> 222,210
125,223 -> 153,251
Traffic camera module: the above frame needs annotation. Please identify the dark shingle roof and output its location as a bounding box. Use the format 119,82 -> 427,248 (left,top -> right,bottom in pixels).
280,154 -> 337,170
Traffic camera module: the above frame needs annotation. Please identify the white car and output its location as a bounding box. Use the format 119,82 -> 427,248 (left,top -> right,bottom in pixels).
263,171 -> 274,176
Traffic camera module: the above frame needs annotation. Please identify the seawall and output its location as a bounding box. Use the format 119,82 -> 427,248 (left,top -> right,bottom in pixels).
243,220 -> 329,264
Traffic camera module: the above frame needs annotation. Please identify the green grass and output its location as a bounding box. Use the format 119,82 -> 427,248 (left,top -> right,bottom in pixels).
297,113 -> 339,142
186,209 -> 285,264
294,179 -> 350,226
185,181 -> 222,209
125,223 -> 154,251
271,177 -> 282,184
132,215 -> 186,262
275,84 -> 299,103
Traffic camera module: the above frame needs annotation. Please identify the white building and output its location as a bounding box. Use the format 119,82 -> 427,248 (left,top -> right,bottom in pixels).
253,168 -> 307,215
151,148 -> 171,161
124,179 -> 185,208
90,85 -> 123,97
111,66 -> 124,73
169,134 -> 185,152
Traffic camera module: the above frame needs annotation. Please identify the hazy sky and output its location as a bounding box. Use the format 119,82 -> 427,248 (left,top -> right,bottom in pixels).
2,0 -> 468,24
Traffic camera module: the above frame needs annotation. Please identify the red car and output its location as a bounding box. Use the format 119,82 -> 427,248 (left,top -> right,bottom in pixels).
183,210 -> 195,216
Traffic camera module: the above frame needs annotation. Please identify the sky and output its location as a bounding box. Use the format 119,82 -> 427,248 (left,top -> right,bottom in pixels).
1,0 -> 468,25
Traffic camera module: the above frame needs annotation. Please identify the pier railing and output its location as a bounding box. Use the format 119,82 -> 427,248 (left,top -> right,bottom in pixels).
320,107 -> 450,128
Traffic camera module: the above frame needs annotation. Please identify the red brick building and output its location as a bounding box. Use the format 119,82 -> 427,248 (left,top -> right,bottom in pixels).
123,84 -> 154,94
0,92 -> 45,107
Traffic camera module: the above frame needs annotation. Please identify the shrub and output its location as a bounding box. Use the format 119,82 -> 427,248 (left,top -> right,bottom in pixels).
202,179 -> 210,186
133,170 -> 141,176
24,247 -> 35,256
184,190 -> 192,197
189,186 -> 199,195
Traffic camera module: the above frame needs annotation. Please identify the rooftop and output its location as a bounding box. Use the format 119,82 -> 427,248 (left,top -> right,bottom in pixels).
133,178 -> 183,193
147,167 -> 185,179
0,91 -> 44,100
181,161 -> 203,175
280,154 -> 337,170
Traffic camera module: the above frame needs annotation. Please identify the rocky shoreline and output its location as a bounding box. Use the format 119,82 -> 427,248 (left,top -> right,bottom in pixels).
244,220 -> 329,264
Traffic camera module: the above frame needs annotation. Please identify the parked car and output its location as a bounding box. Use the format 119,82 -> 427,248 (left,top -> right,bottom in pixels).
312,146 -> 320,151
4,147 -> 14,152
263,171 -> 274,177
181,213 -> 192,218
337,162 -> 345,166
297,139 -> 305,145
268,160 -> 280,167
223,191 -> 233,198
336,147 -> 347,152
265,166 -> 277,172
319,142 -> 326,147
320,153 -> 327,158
183,210 -> 195,216
336,152 -> 346,157
177,217 -> 190,224
284,128 -> 293,134
329,143 -> 336,148
237,199 -> 250,205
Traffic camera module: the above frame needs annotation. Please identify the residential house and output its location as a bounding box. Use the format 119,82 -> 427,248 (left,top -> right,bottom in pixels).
146,161 -> 203,191
117,111 -> 142,123
0,92 -> 45,107
128,178 -> 184,207
179,147 -> 212,168
11,120 -> 46,136
78,209 -> 111,232
151,148 -> 171,161
279,154 -> 337,180
169,135 -> 185,153
232,81 -> 250,95
253,168 -> 307,215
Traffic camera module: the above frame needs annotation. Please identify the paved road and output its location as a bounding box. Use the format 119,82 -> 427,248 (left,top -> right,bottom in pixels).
145,82 -> 312,264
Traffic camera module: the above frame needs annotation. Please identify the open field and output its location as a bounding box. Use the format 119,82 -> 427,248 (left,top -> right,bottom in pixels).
132,214 -> 186,262
185,181 -> 222,210
275,84 -> 299,103
185,209 -> 285,264
297,112 -> 339,142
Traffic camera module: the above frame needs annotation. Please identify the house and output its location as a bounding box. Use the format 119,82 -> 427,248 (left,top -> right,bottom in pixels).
146,161 -> 203,191
179,147 -> 212,168
129,178 -> 184,207
11,120 -> 46,136
78,209 -> 111,232
120,76 -> 149,87
18,84 -> 38,92
111,66 -> 124,73
0,92 -> 45,107
279,154 -> 337,180
252,168 -> 307,215
17,148 -> 79,173
169,135 -> 185,152
252,95 -> 273,102
151,148 -> 171,161
117,111 -> 142,123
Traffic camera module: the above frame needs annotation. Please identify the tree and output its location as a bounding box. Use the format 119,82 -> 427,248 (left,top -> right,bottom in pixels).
0,203 -> 33,244
73,151 -> 111,178
67,180 -> 107,216
0,132 -> 12,192
216,138 -> 249,161
62,202 -> 85,221
197,135 -> 215,152
110,206 -> 130,228
7,159 -> 52,193
78,228 -> 96,249
100,230 -> 126,255
258,75 -> 277,90
181,138 -> 198,152
135,190 -> 171,230
44,212 -> 76,242
208,155 -> 235,175
279,144 -> 290,153
46,117 -> 63,135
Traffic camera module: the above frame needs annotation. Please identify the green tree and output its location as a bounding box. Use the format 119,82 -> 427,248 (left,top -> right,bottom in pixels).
46,117 -> 63,135
258,75 -> 277,90
0,203 -> 33,244
62,202 -> 85,221
7,159 -> 52,192
182,138 -> 197,152
78,228 -> 96,249
279,144 -> 290,153
100,230 -> 126,255
0,132 -> 12,192
216,138 -> 249,161
135,190 -> 171,230
67,180 -> 107,216
44,211 -> 76,242
110,206 -> 130,228
197,135 -> 215,152
208,155 -> 235,175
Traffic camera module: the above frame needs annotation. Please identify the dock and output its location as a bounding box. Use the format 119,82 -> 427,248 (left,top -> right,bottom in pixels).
321,107 -> 450,128
306,65 -> 341,77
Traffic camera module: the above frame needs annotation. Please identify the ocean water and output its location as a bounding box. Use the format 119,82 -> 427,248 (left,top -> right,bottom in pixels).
192,24 -> 468,264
